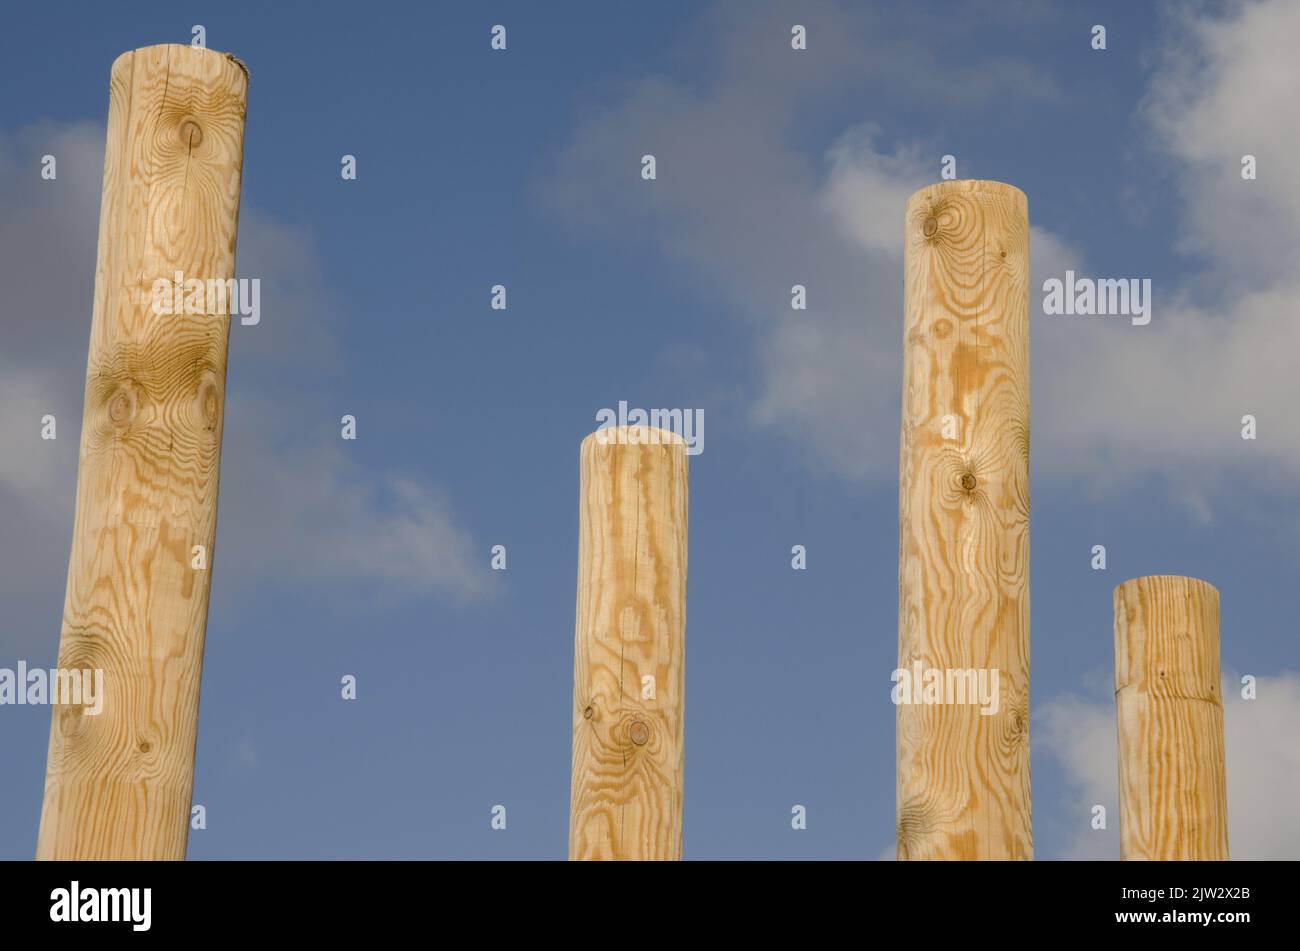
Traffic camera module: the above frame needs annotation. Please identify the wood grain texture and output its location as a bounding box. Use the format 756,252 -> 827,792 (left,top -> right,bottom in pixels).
569,426 -> 687,860
1114,576 -> 1228,860
37,45 -> 248,860
897,180 -> 1032,860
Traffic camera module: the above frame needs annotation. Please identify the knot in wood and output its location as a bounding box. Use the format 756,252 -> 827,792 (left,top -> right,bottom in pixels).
199,379 -> 221,431
178,120 -> 203,148
959,472 -> 977,492
107,388 -> 135,430
628,720 -> 650,746
108,391 -> 130,422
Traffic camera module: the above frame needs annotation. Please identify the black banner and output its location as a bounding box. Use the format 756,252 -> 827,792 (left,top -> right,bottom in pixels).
0,859 -> 1285,938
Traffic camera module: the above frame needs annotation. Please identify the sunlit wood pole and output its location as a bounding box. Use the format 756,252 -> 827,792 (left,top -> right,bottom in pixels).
1114,575 -> 1229,860
897,180 -> 1032,859
38,44 -> 248,859
569,426 -> 688,860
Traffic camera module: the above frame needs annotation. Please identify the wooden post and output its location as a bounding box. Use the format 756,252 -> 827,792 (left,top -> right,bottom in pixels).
37,45 -> 248,860
897,180 -> 1032,860
569,426 -> 688,860
1113,576 -> 1229,860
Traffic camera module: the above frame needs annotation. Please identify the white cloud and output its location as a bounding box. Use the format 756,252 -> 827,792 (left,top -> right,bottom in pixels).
540,0 -> 1061,481
0,119 -> 485,651
1223,671 -> 1300,859
1034,284 -> 1300,479
1038,693 -> 1120,859
1142,0 -> 1300,289
542,0 -> 1300,503
1028,0 -> 1300,488
217,401 -> 486,599
1039,672 -> 1300,860
0,364 -> 75,515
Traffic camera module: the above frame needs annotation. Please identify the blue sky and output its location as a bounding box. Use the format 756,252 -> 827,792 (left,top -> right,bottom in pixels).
1,0 -> 1299,859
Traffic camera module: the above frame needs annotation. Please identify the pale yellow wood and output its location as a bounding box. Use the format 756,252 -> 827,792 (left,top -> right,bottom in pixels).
37,44 -> 248,860
569,426 -> 687,860
1114,575 -> 1228,860
897,180 -> 1032,860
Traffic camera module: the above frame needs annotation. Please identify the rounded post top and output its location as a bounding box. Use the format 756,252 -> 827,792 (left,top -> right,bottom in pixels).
111,44 -> 249,84
582,425 -> 686,450
906,179 -> 1027,214
908,179 -> 1026,200
1113,574 -> 1220,602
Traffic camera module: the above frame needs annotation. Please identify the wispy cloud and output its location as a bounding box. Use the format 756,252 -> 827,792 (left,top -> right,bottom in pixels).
1030,0 -> 1300,493
540,0 -> 1059,481
541,0 -> 1300,517
0,119 -> 486,650
1039,672 -> 1300,860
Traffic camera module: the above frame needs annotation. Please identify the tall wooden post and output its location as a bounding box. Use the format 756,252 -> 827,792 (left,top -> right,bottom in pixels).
37,45 -> 248,859
569,426 -> 688,860
1114,576 -> 1229,860
897,180 -> 1032,859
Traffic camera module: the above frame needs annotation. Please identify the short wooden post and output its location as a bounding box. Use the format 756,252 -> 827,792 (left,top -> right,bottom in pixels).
37,45 -> 249,859
1113,575 -> 1229,860
569,426 -> 688,860
897,180 -> 1032,859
